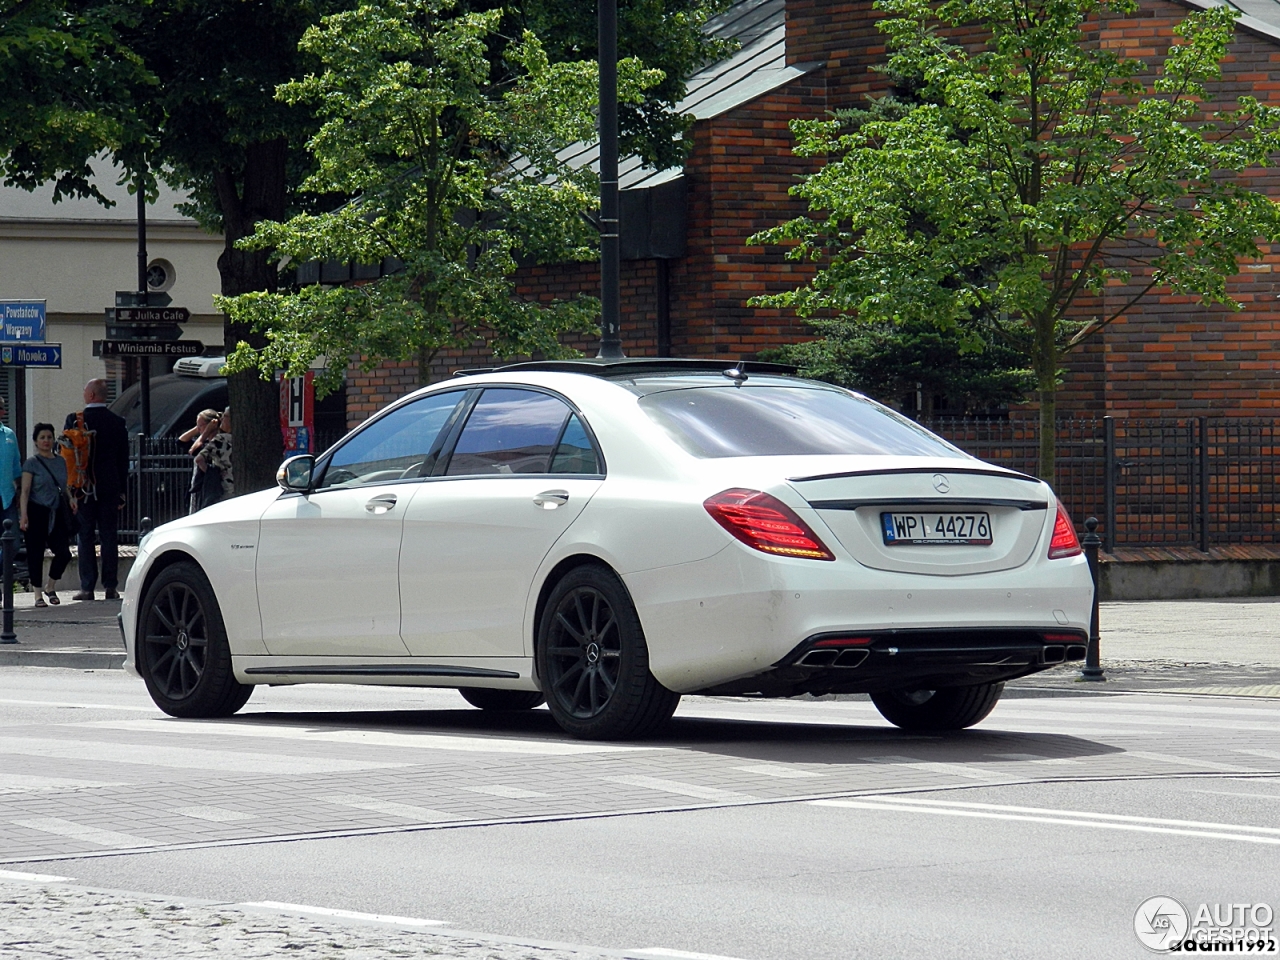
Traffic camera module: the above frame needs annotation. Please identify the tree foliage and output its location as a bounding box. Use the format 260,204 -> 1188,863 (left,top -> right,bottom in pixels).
219,0 -> 661,396
751,0 -> 1280,480
0,0 -> 155,200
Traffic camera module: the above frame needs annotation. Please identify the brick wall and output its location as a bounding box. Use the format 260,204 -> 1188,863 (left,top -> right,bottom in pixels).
345,0 -> 1280,425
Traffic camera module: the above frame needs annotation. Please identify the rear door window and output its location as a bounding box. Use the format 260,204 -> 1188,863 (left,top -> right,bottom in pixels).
445,389 -> 573,476
638,384 -> 966,459
549,414 -> 601,475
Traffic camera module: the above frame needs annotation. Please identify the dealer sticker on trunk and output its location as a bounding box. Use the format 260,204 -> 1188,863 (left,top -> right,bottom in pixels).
881,512 -> 993,546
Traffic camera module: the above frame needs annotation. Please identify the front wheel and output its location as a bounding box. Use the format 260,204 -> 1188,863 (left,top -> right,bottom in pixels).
459,688 -> 545,711
536,564 -> 679,740
137,561 -> 252,718
870,682 -> 1004,731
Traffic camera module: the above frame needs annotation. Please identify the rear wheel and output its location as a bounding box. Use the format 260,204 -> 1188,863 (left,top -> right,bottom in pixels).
137,561 -> 252,718
870,682 -> 1004,731
537,564 -> 679,740
459,688 -> 545,711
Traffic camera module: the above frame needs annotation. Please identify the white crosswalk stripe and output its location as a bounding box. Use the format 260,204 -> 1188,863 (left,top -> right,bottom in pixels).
0,774 -> 128,794
462,785 -> 548,799
734,764 -> 822,779
11,817 -> 156,848
82,718 -> 649,756
1126,751 -> 1261,773
0,738 -> 409,775
322,795 -> 459,822
864,755 -> 1008,781
174,807 -> 256,823
604,776 -> 755,802
989,753 -> 1078,766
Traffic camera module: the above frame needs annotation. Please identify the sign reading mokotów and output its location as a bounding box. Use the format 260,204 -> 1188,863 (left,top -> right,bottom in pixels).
0,343 -> 62,368
0,300 -> 46,342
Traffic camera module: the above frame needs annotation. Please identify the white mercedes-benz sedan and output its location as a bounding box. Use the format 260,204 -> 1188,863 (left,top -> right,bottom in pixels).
121,359 -> 1093,739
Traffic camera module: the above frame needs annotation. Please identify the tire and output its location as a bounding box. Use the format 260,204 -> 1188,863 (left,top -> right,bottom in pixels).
136,561 -> 252,719
536,564 -> 679,740
459,688 -> 545,711
870,682 -> 1004,731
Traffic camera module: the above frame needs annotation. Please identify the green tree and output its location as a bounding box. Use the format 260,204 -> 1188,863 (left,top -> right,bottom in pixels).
219,0 -> 661,396
766,320 -> 1034,418
751,0 -> 1280,481
0,0 -> 154,202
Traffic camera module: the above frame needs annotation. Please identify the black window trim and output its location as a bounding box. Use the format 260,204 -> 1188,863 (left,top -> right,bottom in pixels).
434,383 -> 606,480
312,387 -> 475,492
306,383 -> 607,493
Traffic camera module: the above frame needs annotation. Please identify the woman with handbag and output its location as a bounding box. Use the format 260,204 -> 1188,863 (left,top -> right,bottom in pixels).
19,422 -> 74,607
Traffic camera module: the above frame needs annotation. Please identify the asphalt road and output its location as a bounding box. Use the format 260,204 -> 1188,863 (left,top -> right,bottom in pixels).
1,667 -> 1279,958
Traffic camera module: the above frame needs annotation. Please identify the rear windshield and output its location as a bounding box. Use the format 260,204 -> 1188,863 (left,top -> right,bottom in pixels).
638,385 -> 966,459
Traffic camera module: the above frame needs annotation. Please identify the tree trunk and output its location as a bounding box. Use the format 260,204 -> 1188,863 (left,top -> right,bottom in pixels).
213,139 -> 287,494
1034,317 -> 1058,485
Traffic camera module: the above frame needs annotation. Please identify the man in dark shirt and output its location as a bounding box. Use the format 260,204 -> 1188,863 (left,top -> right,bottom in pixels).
66,379 -> 129,600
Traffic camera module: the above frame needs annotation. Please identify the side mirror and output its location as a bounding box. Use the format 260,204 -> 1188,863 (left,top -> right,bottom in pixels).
277,455 -> 315,492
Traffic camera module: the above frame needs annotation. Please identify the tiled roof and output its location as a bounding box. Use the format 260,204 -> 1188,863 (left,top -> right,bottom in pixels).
559,0 -> 818,190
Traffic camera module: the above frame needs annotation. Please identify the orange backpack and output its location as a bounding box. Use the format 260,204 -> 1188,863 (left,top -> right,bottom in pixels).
60,411 -> 96,499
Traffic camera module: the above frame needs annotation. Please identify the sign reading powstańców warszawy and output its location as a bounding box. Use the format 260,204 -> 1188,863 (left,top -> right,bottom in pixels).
0,301 -> 46,342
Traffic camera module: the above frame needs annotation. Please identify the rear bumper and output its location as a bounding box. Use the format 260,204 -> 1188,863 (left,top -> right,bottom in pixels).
695,627 -> 1087,697
624,541 -> 1094,694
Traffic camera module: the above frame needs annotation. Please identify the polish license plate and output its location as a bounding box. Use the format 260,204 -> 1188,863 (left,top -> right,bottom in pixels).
881,512 -> 992,546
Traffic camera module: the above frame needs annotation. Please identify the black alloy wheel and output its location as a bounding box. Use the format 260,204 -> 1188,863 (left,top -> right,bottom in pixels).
459,688 -> 546,711
869,681 -> 1004,731
138,561 -> 252,718
537,565 -> 679,740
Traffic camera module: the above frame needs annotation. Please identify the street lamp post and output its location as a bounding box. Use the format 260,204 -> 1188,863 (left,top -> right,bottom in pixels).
1081,517 -> 1106,681
597,0 -> 623,360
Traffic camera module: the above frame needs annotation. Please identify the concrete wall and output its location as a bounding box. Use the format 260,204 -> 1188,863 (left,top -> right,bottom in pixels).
1101,560 -> 1280,601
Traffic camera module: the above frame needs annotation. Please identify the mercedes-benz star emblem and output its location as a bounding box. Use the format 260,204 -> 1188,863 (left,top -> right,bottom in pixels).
932,474 -> 950,493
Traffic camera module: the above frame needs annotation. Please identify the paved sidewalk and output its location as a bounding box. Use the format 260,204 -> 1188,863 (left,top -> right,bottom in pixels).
0,590 -> 123,670
1,590 -> 1277,694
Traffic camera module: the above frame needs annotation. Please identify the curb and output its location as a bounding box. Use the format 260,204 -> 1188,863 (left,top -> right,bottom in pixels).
0,650 -> 124,669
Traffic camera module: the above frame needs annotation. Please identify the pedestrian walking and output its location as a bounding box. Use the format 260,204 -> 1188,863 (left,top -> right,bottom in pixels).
181,408 -> 222,513
64,379 -> 129,601
0,396 -> 23,532
194,407 -> 234,505
19,423 -> 73,607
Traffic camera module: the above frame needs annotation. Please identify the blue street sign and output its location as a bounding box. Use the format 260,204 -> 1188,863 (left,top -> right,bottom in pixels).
0,343 -> 61,368
0,301 -> 46,343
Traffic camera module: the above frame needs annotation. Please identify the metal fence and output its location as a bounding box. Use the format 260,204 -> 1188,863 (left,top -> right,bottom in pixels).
121,431 -> 353,542
926,416 -> 1280,550
121,418 -> 1280,550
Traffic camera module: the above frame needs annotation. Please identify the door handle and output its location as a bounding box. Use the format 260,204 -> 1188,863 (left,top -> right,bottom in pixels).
365,493 -> 398,514
533,489 -> 570,509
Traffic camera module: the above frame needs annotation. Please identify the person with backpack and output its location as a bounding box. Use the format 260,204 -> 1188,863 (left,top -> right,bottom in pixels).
64,379 -> 129,601
19,423 -> 73,606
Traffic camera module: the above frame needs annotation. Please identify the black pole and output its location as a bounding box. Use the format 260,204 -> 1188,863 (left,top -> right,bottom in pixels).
1199,416 -> 1210,553
137,179 -> 151,438
597,0 -> 623,360
0,519 -> 16,644
1080,517 -> 1105,681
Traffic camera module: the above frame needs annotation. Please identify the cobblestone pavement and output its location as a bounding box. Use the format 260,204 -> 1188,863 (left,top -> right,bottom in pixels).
0,876 -> 627,959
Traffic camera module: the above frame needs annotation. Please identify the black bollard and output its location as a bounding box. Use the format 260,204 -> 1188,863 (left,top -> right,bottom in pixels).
1080,517 -> 1105,681
1,518 -> 16,644
139,516 -> 153,540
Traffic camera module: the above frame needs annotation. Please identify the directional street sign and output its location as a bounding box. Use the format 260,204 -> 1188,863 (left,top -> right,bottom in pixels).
115,290 -> 172,308
95,340 -> 203,357
105,322 -> 183,341
108,306 -> 190,323
0,343 -> 61,368
0,300 -> 46,343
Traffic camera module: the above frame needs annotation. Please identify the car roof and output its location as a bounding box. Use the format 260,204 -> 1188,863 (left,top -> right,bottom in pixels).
455,357 -> 797,380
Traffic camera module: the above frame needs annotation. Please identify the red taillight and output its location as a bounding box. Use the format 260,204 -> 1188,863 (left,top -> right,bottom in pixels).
813,636 -> 871,647
1048,501 -> 1082,559
1042,633 -> 1081,643
704,488 -> 835,560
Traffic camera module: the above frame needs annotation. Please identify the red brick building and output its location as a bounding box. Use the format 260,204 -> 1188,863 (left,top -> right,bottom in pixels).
345,0 -> 1280,427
